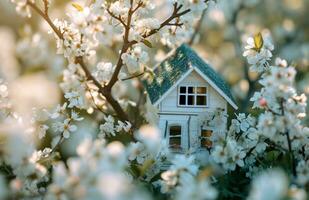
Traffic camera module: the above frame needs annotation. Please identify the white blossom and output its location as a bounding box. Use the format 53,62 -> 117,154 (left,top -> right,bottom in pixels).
243,33 -> 274,73
247,169 -> 288,200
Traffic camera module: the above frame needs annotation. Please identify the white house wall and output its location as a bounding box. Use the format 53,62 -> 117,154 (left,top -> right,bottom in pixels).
159,70 -> 227,113
157,70 -> 228,155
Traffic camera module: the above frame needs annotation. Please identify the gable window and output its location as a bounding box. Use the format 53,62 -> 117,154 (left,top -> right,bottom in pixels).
201,129 -> 213,149
169,125 -> 181,149
178,86 -> 208,107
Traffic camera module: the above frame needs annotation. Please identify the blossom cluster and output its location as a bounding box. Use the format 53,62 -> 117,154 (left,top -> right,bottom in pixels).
2,0 -> 309,200
211,33 -> 308,187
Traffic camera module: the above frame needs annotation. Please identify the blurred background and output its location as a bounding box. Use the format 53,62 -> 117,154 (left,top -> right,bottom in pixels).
0,0 -> 308,126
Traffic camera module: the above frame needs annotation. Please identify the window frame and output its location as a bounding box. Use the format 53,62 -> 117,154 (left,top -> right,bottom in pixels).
177,85 -> 209,107
200,128 -> 213,149
168,125 -> 182,150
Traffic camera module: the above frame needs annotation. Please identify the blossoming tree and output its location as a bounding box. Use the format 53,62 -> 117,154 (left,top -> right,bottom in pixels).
0,0 -> 308,199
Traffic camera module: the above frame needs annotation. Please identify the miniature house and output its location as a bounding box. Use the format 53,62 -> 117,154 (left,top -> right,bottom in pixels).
144,44 -> 238,158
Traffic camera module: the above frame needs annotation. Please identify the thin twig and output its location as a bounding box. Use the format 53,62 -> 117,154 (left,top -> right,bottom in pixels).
50,135 -> 64,153
26,0 -> 129,122
107,3 -> 191,89
121,71 -> 145,81
26,1 -> 191,124
188,0 -> 209,45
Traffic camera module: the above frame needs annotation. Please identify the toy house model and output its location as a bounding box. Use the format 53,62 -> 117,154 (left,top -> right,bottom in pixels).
144,44 -> 238,158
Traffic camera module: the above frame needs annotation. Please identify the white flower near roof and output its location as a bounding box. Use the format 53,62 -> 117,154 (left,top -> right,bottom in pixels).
109,1 -> 129,16
122,46 -> 149,75
243,32 -> 274,73
122,53 -> 139,74
53,19 -> 89,59
136,18 -> 160,35
69,5 -> 91,28
93,62 -> 114,84
247,169 -> 288,200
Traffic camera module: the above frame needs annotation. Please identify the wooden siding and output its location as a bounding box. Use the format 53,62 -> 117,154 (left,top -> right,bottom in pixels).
159,70 -> 227,113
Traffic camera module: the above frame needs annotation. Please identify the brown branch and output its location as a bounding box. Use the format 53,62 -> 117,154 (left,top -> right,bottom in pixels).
132,1 -> 144,13
106,9 -> 127,27
27,0 -> 62,39
41,0 -> 49,15
166,22 -> 184,26
188,1 -> 208,46
140,4 -> 191,39
50,135 -> 64,153
26,1 -> 191,124
279,98 -> 297,177
121,71 -> 145,81
26,1 -> 129,122
105,1 -> 137,90
76,57 -> 129,122
107,3 -> 191,90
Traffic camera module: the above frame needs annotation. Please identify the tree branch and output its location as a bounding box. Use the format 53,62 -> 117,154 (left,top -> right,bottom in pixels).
26,1 -> 129,122
106,9 -> 127,27
107,3 -> 191,90
188,0 -> 209,45
26,1 -> 192,124
121,71 -> 145,81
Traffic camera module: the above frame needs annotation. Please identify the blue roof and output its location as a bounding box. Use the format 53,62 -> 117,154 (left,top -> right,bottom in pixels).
143,44 -> 237,108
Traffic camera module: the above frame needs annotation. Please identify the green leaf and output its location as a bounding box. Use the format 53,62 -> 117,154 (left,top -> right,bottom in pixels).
253,32 -> 263,52
72,3 -> 84,12
142,40 -> 153,48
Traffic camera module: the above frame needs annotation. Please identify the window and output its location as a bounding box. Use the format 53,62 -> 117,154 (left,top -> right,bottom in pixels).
178,86 -> 208,107
169,126 -> 181,149
201,129 -> 213,149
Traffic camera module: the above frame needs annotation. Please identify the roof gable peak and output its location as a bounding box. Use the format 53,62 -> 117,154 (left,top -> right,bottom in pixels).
143,44 -> 238,109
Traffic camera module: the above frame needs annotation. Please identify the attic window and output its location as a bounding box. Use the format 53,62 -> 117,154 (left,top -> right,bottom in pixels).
178,86 -> 208,107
